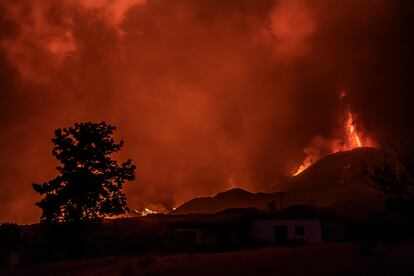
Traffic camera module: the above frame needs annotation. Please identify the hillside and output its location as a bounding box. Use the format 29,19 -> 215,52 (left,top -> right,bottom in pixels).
284,147 -> 383,217
171,188 -> 284,214
172,147 -> 383,217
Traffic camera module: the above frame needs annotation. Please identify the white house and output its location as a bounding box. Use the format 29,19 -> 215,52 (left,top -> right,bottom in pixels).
249,205 -> 345,243
251,218 -> 322,243
169,205 -> 345,247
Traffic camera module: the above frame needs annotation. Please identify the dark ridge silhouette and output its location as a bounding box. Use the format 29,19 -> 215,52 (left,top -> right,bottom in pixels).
285,147 -> 383,218
172,148 -> 382,218
171,188 -> 284,215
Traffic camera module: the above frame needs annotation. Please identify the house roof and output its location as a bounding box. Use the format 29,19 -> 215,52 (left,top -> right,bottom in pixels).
170,205 -> 341,229
256,205 -> 340,220
170,208 -> 264,228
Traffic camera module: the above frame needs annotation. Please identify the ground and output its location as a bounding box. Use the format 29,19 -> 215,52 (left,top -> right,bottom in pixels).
2,242 -> 414,275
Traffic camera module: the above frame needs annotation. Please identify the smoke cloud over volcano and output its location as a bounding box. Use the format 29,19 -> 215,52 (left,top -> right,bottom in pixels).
0,0 -> 413,223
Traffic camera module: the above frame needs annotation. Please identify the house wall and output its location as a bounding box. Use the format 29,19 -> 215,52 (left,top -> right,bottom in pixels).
173,226 -> 246,247
320,220 -> 346,241
171,228 -> 203,245
200,227 -> 241,247
250,219 -> 322,243
201,229 -> 219,246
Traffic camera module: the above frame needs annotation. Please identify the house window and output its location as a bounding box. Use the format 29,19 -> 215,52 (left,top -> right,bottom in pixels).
294,226 -> 305,236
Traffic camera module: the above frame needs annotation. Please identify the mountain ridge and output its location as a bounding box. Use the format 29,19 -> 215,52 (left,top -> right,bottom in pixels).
171,188 -> 284,214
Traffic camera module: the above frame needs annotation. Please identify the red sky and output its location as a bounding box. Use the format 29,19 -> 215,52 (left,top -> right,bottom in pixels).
0,0 -> 413,224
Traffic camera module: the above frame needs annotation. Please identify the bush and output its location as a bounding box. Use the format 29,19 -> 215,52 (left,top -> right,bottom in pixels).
0,223 -> 22,266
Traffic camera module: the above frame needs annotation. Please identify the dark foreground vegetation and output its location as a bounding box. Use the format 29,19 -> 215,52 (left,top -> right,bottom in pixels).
2,241 -> 414,276
0,215 -> 173,267
1,212 -> 414,271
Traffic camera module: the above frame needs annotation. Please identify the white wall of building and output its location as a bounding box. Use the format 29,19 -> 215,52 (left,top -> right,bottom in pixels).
250,219 -> 322,243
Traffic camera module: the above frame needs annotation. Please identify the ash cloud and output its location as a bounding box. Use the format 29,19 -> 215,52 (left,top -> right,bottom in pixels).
0,0 -> 413,223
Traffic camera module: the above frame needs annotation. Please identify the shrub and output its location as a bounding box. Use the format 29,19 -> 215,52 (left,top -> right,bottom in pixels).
0,223 -> 22,266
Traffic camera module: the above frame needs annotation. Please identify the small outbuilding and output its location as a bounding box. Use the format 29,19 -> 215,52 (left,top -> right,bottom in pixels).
169,208 -> 263,248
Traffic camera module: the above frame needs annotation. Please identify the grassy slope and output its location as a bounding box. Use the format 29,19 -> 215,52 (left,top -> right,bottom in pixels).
3,242 -> 414,276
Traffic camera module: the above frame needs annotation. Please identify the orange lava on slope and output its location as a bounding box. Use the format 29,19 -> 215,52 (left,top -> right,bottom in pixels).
293,161 -> 312,176
293,109 -> 374,176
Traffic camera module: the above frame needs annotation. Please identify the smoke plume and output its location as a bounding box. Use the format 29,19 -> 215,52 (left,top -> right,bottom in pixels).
0,0 -> 413,223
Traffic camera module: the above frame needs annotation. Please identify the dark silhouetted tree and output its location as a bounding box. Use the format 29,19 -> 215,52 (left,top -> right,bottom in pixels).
33,122 -> 136,223
365,146 -> 414,216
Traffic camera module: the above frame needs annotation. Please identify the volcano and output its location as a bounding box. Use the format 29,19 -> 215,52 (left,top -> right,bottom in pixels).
172,147 -> 382,218
284,147 -> 382,217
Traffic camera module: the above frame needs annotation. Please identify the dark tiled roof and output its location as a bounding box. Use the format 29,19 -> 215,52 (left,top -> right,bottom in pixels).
170,205 -> 341,229
254,205 -> 340,220
170,208 -> 264,228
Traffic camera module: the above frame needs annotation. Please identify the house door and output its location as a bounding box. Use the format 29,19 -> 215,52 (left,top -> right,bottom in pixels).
274,225 -> 288,243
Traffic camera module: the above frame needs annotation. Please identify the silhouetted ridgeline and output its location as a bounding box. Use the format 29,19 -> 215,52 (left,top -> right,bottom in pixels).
171,188 -> 285,215
173,148 -> 383,218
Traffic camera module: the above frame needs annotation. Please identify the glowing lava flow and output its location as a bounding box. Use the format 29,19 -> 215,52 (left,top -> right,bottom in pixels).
345,111 -> 362,148
293,109 -> 373,176
134,208 -> 158,216
293,162 -> 311,176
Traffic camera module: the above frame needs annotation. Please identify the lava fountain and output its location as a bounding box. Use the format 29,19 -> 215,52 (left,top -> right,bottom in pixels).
293,107 -> 375,176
